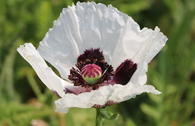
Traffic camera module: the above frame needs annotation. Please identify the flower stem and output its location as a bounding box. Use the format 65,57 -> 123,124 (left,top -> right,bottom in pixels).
96,108 -> 104,126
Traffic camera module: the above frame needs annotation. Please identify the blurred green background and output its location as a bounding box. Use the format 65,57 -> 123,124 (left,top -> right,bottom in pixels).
0,0 -> 195,126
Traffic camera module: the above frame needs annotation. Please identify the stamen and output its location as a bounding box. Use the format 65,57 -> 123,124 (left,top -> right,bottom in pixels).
69,48 -> 113,87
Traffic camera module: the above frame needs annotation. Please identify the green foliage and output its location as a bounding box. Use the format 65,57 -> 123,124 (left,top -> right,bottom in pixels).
0,0 -> 195,126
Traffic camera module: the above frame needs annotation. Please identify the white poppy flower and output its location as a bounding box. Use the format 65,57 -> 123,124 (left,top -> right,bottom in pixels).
17,2 -> 167,113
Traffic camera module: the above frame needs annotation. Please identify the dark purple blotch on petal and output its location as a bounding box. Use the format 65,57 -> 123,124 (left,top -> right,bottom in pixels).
64,80 -> 116,95
64,86 -> 92,95
93,101 -> 116,108
113,59 -> 137,85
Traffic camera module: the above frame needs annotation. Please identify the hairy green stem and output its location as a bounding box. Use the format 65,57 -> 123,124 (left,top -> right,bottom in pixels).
96,108 -> 104,126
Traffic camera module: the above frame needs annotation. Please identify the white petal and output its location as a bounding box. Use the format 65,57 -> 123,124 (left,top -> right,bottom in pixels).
37,2 -> 167,80
130,62 -> 148,85
112,26 -> 167,66
17,43 -> 74,97
116,26 -> 167,85
55,83 -> 160,113
37,2 -> 136,78
132,27 -> 167,64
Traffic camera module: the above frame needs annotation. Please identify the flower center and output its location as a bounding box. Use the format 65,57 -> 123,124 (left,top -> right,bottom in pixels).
68,48 -> 113,87
81,64 -> 102,84
68,48 -> 137,90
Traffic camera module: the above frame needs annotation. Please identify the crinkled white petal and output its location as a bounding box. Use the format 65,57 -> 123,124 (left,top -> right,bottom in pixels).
130,62 -> 148,85
17,43 -> 74,97
37,2 -> 168,79
55,83 -> 160,113
37,2 -> 129,78
113,27 -> 167,66
129,27 -> 167,85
